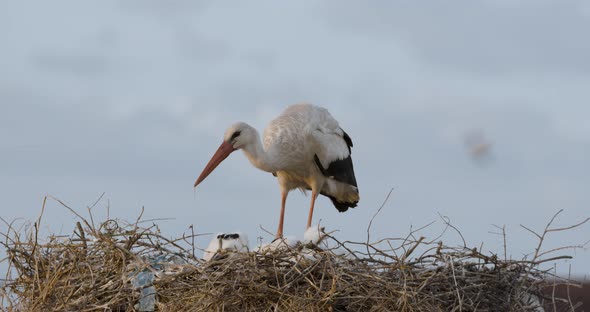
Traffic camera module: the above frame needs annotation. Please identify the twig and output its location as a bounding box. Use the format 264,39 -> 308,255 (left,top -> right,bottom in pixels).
366,187 -> 394,257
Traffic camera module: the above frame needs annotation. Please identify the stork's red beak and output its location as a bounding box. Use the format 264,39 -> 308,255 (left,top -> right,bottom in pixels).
194,141 -> 236,187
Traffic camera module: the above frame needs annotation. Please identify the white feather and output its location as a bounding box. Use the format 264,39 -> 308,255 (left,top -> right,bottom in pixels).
263,103 -> 350,169
203,232 -> 249,261
302,224 -> 325,244
256,235 -> 298,252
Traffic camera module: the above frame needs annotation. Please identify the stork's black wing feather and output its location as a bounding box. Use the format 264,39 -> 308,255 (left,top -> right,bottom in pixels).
314,154 -> 357,187
341,128 -> 353,152
313,127 -> 357,187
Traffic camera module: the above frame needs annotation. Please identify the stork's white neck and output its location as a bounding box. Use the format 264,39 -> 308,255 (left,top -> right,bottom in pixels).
240,130 -> 277,173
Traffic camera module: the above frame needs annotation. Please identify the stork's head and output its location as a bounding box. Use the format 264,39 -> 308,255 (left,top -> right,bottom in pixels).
223,122 -> 257,150
194,122 -> 256,188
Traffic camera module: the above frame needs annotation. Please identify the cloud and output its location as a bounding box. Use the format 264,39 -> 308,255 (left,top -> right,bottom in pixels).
319,1 -> 590,75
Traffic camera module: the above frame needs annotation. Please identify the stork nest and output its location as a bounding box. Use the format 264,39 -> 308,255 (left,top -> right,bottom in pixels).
0,198 -> 586,311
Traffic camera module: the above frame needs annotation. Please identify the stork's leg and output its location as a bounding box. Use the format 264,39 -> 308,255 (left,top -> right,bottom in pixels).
306,190 -> 319,229
276,190 -> 288,238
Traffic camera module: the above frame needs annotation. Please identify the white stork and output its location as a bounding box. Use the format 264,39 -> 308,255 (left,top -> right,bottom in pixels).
193,103 -> 359,238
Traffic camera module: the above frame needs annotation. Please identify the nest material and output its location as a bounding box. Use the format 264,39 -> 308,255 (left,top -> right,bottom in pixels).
0,205 -> 583,311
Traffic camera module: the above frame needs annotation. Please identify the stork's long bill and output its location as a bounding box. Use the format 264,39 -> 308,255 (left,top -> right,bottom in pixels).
194,141 -> 235,187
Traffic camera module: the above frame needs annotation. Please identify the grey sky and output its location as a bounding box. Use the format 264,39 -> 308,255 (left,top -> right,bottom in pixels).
1,1 -> 589,276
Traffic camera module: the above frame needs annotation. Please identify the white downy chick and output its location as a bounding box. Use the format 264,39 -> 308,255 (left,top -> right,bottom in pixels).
203,232 -> 249,261
302,224 -> 326,245
256,235 -> 298,252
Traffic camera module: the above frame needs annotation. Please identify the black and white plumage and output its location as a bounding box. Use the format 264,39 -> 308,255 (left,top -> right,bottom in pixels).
203,232 -> 249,261
194,103 -> 359,238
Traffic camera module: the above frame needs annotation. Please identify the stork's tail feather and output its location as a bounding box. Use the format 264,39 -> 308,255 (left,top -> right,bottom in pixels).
322,192 -> 358,212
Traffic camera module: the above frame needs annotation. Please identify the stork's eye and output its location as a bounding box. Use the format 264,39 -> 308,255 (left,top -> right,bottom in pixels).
230,131 -> 241,141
